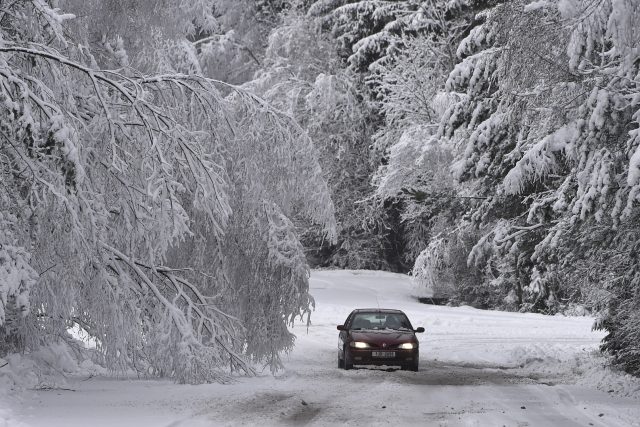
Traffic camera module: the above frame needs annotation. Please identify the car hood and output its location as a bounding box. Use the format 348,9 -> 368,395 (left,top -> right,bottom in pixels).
350,329 -> 415,344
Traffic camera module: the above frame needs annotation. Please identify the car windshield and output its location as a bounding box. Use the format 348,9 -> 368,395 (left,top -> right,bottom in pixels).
350,312 -> 413,331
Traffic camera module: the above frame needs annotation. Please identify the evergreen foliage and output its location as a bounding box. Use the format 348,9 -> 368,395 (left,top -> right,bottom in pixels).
307,0 -> 640,373
370,0 -> 640,373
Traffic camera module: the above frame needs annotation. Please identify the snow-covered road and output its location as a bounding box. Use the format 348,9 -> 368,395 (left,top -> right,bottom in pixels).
13,270 -> 640,426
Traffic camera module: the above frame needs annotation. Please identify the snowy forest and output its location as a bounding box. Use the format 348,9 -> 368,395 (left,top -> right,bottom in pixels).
1,0 -> 639,385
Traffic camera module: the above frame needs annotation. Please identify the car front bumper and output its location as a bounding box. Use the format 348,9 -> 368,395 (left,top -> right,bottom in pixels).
349,348 -> 418,366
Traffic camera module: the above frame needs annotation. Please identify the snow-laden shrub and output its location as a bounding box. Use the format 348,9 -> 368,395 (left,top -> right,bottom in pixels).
410,223 -> 507,308
0,211 -> 38,357
600,290 -> 640,376
412,236 -> 457,300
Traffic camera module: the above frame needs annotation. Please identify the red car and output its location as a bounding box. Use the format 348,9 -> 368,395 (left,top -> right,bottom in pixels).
337,308 -> 424,371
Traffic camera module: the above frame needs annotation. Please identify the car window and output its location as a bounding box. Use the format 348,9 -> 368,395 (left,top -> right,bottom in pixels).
344,313 -> 354,326
349,313 -> 413,330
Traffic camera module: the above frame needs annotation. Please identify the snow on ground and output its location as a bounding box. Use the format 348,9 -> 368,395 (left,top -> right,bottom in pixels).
5,270 -> 640,426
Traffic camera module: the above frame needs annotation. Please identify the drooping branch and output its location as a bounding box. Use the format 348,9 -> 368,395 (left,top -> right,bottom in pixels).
100,242 -> 255,378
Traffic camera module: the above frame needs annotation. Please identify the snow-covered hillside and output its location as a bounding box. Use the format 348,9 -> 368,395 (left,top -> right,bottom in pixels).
7,270 -> 640,426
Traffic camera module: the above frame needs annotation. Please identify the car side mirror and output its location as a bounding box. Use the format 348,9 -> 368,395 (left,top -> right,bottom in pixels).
414,327 -> 425,333
337,325 -> 345,331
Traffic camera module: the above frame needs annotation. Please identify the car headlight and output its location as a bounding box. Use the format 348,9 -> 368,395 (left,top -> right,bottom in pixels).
350,341 -> 370,349
398,343 -> 417,350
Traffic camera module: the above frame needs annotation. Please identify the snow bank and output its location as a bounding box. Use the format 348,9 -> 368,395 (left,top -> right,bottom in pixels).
0,342 -> 109,424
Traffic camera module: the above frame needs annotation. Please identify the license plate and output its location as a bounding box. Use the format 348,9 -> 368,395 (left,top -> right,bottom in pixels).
372,351 -> 395,358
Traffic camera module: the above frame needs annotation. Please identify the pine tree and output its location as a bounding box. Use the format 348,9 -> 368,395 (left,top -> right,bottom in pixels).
309,0 -> 461,72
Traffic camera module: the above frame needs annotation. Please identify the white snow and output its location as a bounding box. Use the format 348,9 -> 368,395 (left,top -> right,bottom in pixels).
4,269 -> 640,426
558,0 -> 581,19
524,1 -> 551,12
503,123 -> 580,195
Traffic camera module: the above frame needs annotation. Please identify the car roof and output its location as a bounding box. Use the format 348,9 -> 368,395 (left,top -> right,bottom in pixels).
351,308 -> 405,314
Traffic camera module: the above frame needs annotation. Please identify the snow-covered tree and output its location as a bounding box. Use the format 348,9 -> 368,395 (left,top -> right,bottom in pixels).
400,0 -> 567,310
308,0 -> 472,72
408,0 -> 640,370
369,1 -> 470,266
246,13 -> 402,270
306,0 -> 499,274
195,0 -> 300,84
0,0 -> 335,382
0,204 -> 38,356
